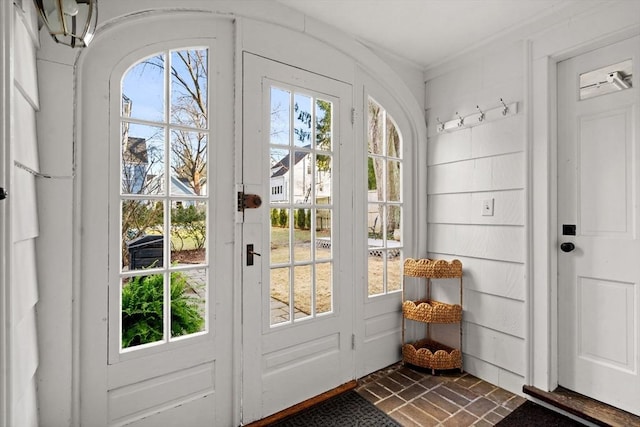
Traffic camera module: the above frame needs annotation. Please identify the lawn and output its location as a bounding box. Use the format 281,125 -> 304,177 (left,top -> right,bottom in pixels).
269,226 -> 402,316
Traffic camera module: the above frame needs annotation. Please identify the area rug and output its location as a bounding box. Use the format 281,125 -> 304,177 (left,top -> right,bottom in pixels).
496,401 -> 584,426
272,390 -> 401,426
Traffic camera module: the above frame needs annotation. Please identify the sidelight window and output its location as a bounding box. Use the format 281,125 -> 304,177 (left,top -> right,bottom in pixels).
367,97 -> 403,296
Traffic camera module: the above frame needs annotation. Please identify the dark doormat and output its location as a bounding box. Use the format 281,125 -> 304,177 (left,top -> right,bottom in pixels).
496,401 -> 584,426
271,390 -> 401,426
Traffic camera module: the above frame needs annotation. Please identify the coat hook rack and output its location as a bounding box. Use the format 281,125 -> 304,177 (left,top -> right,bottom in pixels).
436,99 -> 518,133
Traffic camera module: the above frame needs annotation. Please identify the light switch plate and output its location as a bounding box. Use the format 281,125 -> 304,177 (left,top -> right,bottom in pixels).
482,198 -> 494,216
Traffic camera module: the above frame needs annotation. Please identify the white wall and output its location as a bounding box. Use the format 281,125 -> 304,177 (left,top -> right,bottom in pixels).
424,40 -> 526,394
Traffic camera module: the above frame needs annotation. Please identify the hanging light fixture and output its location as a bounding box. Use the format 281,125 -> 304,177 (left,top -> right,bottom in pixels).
33,0 -> 97,48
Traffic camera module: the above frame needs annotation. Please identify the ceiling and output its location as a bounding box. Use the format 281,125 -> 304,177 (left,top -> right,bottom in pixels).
276,0 -> 590,70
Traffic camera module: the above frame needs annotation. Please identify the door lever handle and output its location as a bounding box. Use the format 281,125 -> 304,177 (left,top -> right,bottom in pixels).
247,244 -> 261,266
560,242 -> 575,253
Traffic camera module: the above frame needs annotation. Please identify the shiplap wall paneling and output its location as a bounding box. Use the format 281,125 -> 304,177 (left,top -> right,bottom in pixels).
425,40 -> 526,394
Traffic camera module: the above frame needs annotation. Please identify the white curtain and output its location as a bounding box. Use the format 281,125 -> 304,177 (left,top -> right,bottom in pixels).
10,5 -> 40,426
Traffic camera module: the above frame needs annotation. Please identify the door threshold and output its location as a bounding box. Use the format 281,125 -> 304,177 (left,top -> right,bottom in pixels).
244,380 -> 358,427
523,385 -> 640,427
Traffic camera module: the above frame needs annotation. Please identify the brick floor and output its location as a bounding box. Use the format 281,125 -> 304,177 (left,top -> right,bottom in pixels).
356,363 -> 526,426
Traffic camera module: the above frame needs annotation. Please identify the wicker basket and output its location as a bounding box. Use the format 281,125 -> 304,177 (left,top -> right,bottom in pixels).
402,339 -> 462,370
402,299 -> 462,323
403,258 -> 462,278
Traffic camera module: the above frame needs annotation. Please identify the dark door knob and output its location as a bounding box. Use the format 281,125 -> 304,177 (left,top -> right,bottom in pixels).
560,242 -> 575,252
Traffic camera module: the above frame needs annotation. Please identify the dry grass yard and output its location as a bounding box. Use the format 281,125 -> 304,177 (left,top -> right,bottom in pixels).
269,227 -> 402,315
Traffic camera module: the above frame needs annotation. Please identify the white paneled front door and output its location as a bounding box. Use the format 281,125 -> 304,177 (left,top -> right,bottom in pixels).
558,35 -> 640,415
241,53 -> 355,423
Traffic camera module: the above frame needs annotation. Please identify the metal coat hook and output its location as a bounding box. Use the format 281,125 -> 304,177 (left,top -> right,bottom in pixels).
500,98 -> 509,116
455,112 -> 464,127
476,105 -> 485,122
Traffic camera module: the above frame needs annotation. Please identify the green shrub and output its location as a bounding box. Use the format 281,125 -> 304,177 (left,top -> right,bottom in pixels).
121,271 -> 204,348
271,208 -> 279,227
296,208 -> 306,229
171,204 -> 206,250
278,208 -> 288,228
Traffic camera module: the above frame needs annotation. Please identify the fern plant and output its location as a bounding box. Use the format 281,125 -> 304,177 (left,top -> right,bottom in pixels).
121,271 -> 204,348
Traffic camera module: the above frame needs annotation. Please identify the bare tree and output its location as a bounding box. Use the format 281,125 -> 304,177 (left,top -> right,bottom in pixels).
144,50 -> 208,195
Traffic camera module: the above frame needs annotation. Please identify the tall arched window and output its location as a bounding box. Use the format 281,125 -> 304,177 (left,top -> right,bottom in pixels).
367,97 -> 403,296
118,48 -> 209,352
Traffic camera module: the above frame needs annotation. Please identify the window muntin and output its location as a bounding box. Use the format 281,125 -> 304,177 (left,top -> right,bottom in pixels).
367,97 -> 403,296
119,48 -> 209,352
269,86 -> 335,325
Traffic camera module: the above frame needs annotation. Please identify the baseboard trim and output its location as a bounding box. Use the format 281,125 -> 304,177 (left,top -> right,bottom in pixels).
523,385 -> 640,427
244,380 -> 358,427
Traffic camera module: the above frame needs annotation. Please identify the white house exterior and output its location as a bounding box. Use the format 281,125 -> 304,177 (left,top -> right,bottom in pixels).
2,1 -> 639,426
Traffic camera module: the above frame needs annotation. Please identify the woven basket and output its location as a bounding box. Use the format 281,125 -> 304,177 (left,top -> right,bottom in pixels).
402,339 -> 462,370
403,258 -> 462,278
402,299 -> 462,323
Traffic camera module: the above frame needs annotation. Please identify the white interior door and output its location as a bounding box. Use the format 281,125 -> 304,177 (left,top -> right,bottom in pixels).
558,35 -> 640,415
242,53 -> 355,423
79,15 -> 235,426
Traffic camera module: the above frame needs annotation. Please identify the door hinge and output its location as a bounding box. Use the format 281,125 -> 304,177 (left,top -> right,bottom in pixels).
351,108 -> 356,125
237,191 -> 262,212
351,334 -> 356,350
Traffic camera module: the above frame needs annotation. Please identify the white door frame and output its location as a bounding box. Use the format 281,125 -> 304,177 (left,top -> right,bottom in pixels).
0,2 -> 11,425
529,3 -> 640,392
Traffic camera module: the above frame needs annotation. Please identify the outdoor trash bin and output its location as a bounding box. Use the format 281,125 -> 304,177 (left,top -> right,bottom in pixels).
126,234 -> 163,269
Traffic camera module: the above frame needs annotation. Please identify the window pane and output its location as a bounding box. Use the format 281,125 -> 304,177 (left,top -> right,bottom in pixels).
170,49 -> 208,129
368,255 -> 384,296
121,200 -> 164,271
316,262 -> 332,315
170,269 -> 206,339
316,154 -> 332,205
368,157 -> 384,202
122,54 -> 165,123
315,209 -> 332,261
271,267 -> 290,325
121,123 -> 165,195
270,148 -> 289,203
294,265 -> 312,320
315,99 -> 332,151
368,203 -> 384,240
292,150 -> 312,204
386,116 -> 401,158
121,275 -> 164,349
271,87 -> 290,146
170,200 -> 206,265
368,99 -> 384,155
294,93 -> 312,147
271,209 -> 290,264
387,160 -> 401,202
386,205 -> 401,242
388,251 -> 402,292
293,209 -> 311,262
170,130 -> 207,196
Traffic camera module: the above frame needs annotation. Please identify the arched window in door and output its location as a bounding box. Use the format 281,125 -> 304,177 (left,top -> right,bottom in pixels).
118,48 -> 209,352
367,97 -> 403,296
